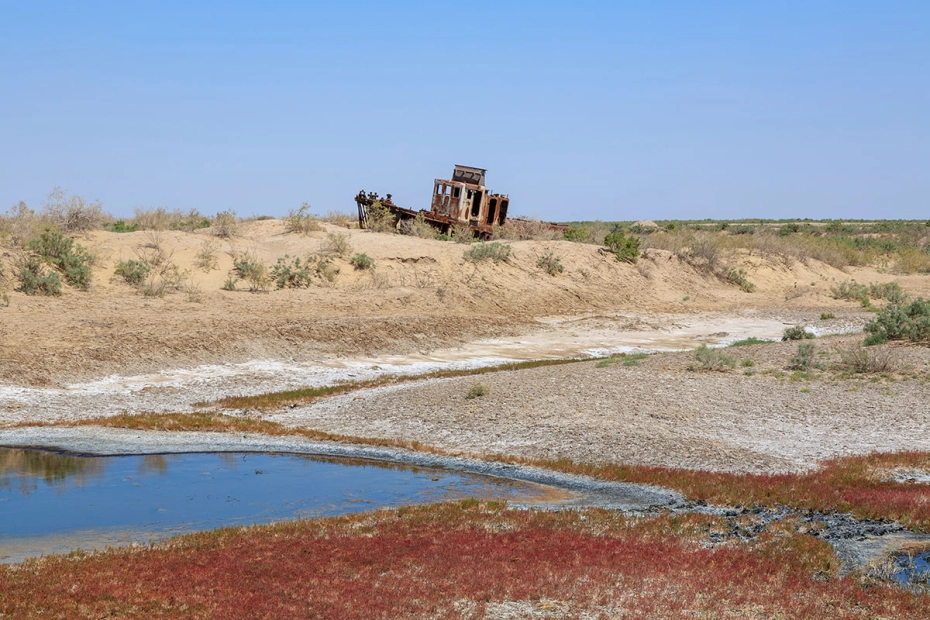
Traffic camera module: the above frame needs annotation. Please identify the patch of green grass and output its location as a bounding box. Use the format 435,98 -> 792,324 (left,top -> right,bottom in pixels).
728,337 -> 769,347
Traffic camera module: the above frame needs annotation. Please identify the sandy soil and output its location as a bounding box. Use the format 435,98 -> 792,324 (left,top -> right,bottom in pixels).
2,221 -> 929,474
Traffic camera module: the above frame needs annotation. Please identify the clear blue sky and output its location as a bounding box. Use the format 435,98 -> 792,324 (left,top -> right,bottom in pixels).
1,1 -> 927,221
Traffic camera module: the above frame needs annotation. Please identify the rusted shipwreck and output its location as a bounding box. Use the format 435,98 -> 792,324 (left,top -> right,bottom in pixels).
354,165 -> 511,239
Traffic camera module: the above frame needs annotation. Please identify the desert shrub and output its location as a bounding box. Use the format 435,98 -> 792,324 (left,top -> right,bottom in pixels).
350,253 -> 374,270
42,187 -> 108,233
229,250 -> 269,292
113,259 -> 151,286
270,255 -> 314,289
726,269 -> 755,293
16,256 -> 62,296
399,212 -> 436,239
493,218 -> 562,241
28,229 -> 93,290
132,207 -> 171,231
894,247 -> 930,274
320,232 -> 352,257
211,211 -> 239,238
782,326 -> 814,341
604,231 -> 640,263
536,249 -> 564,275
318,210 -> 355,228
222,277 -> 238,291
864,298 -> 930,343
728,337 -> 769,347
465,382 -> 488,399
692,344 -> 736,371
463,242 -> 511,263
315,257 -> 340,283
195,239 -> 220,271
837,341 -> 902,374
0,202 -> 50,248
868,281 -> 907,304
106,220 -> 139,233
789,342 -> 817,370
451,224 -> 474,244
365,201 -> 397,233
563,227 -> 587,243
820,313 -> 835,320
284,203 -> 322,234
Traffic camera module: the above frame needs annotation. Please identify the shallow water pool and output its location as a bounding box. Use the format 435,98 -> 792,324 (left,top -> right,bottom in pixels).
0,447 -> 545,562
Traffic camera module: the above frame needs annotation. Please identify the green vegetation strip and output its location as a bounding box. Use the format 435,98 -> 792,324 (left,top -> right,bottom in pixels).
196,358 -> 584,410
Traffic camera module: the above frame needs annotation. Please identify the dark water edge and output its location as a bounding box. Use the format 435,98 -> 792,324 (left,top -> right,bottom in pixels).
0,448 -> 545,562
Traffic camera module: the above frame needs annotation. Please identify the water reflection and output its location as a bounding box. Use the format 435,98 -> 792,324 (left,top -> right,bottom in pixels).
0,448 -> 105,495
0,447 -> 546,562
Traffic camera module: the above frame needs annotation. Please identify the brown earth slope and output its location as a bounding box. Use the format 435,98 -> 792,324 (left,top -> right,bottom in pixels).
1,220 -> 928,386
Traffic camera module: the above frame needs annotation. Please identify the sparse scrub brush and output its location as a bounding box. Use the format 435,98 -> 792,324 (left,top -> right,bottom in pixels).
42,187 -> 108,233
229,250 -> 269,292
113,259 -> 151,286
782,326 -> 814,341
864,298 -> 930,344
604,231 -> 640,263
837,341 -> 902,374
451,224 -> 474,244
270,255 -> 314,288
726,269 -> 755,293
365,201 -> 397,233
464,242 -> 511,263
536,248 -> 564,275
195,239 -> 220,271
692,344 -> 736,371
350,253 -> 374,270
399,212 -> 436,239
466,382 -> 488,399
321,232 -> 352,257
284,203 -> 322,234
789,342 -> 817,370
211,210 -> 239,238
15,255 -> 62,296
27,229 -> 93,290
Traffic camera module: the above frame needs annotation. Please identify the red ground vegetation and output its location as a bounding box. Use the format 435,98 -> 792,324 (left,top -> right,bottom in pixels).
552,451 -> 930,530
1,502 -> 926,619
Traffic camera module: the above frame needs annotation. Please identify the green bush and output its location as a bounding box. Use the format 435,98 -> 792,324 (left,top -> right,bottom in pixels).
603,231 -> 640,263
864,298 -> 930,343
284,203 -> 322,234
16,256 -> 62,296
230,251 -> 269,292
728,337 -> 769,347
113,259 -> 151,286
321,232 -> 352,257
820,313 -> 835,320
106,220 -> 139,233
350,253 -> 374,270
536,249 -> 564,275
789,342 -> 816,370
27,229 -> 92,290
869,281 -> 907,304
782,326 -> 814,341
726,269 -> 755,293
270,255 -> 314,288
830,280 -> 869,303
693,344 -> 736,371
463,242 -> 512,263
465,382 -> 488,399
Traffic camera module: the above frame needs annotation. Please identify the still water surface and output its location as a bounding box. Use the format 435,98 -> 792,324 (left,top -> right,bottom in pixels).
0,447 -> 544,561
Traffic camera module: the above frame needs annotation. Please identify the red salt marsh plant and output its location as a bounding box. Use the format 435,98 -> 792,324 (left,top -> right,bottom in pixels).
61,412 -> 930,529
550,451 -> 930,531
1,503 -> 927,619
